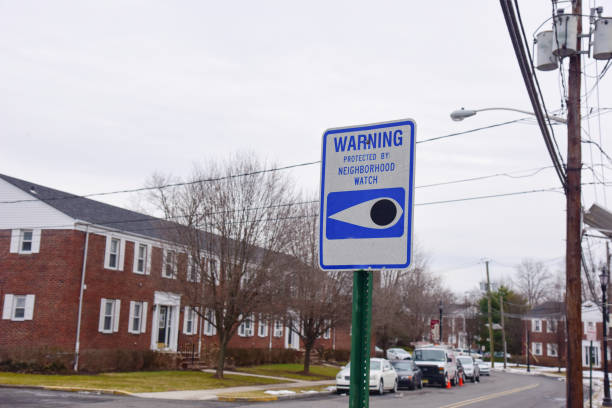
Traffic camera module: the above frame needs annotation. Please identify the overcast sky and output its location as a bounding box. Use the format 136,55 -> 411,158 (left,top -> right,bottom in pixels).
2,1 -> 611,296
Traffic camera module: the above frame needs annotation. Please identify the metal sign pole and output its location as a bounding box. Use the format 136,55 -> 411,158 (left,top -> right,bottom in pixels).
349,269 -> 373,408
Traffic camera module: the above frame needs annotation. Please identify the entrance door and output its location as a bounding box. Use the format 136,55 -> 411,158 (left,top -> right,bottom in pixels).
158,305 -> 171,346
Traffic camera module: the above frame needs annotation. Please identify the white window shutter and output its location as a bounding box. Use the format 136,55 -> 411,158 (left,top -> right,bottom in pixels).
183,306 -> 189,334
10,230 -> 20,253
118,239 -> 126,271
128,301 -> 136,334
141,302 -> 148,333
31,230 -> 41,253
132,243 -> 139,273
2,295 -> 13,320
98,298 -> 106,332
146,245 -> 152,275
113,300 -> 121,332
104,236 -> 111,268
24,295 -> 35,320
194,309 -> 199,335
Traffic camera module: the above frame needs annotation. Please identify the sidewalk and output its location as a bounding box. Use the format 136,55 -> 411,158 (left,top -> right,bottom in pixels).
134,370 -> 334,401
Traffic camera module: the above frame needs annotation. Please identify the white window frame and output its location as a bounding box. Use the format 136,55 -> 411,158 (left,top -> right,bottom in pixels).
238,314 -> 254,337
273,320 -> 283,338
532,342 -> 543,356
98,298 -> 121,333
133,243 -> 151,275
183,306 -> 198,335
203,309 -> 217,336
532,319 -> 542,333
10,229 -> 41,254
546,319 -> 557,333
547,343 -> 559,357
323,326 -> 331,340
2,294 -> 35,321
128,300 -> 148,334
258,316 -> 268,338
187,255 -> 200,283
162,250 -> 177,279
104,236 -> 125,271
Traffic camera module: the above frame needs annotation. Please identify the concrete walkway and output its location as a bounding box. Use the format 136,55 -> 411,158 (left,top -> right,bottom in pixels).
133,371 -> 334,401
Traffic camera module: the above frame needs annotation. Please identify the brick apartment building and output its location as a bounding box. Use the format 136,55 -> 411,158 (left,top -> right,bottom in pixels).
0,174 -> 350,369
522,300 -> 610,368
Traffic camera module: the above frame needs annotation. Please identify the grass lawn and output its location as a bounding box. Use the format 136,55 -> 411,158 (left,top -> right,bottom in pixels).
0,371 -> 284,393
236,364 -> 341,381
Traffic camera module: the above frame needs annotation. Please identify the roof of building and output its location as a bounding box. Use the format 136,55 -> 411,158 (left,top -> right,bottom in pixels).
524,301 -> 565,318
0,173 -> 192,242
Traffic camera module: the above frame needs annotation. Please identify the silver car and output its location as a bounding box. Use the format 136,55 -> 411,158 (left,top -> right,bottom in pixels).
474,358 -> 490,376
386,348 -> 411,360
457,355 -> 480,382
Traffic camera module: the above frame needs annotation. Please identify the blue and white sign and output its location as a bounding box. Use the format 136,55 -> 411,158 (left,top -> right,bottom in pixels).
319,119 -> 416,270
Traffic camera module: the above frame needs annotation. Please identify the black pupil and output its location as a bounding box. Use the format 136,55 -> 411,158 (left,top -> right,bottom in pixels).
370,199 -> 397,226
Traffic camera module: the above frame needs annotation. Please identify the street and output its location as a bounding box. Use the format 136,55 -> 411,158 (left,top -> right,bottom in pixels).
0,372 -> 565,408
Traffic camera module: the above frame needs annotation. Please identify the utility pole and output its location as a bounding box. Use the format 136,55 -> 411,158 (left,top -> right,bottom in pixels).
565,1 -> 583,406
500,294 -> 508,369
439,301 -> 443,344
486,261 -> 495,369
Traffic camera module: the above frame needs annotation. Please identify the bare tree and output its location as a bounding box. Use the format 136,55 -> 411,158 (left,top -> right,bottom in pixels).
148,154 -> 297,378
282,199 -> 352,374
514,259 -> 552,308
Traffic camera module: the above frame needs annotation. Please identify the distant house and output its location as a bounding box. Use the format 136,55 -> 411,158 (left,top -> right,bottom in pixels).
0,174 -> 350,369
521,300 -> 609,368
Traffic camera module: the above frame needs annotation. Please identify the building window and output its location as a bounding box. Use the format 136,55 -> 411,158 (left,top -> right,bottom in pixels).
183,306 -> 198,335
133,244 -> 148,274
187,256 -> 200,282
238,315 -> 254,337
258,316 -> 268,337
20,230 -> 33,252
163,250 -> 177,278
203,309 -> 216,336
128,301 -> 148,334
547,343 -> 558,357
546,319 -> 557,333
104,236 -> 124,270
2,294 -> 35,321
98,298 -> 121,333
532,342 -> 543,356
273,320 -> 283,338
532,319 -> 542,332
10,229 -> 41,254
323,326 -> 331,340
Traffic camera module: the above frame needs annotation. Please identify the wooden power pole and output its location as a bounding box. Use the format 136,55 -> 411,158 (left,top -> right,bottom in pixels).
500,294 -> 508,369
486,261 -> 494,369
566,0 -> 583,406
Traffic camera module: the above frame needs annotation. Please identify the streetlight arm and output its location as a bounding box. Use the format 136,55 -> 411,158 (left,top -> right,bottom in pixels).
450,107 -> 567,124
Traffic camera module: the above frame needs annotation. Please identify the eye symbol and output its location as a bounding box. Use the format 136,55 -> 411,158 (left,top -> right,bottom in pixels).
328,197 -> 403,229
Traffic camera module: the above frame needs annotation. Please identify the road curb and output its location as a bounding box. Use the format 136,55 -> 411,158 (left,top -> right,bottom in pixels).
0,383 -> 133,396
217,389 -> 334,402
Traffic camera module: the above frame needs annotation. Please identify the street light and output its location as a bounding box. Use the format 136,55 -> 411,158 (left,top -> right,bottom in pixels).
599,266 -> 612,407
450,107 -> 567,124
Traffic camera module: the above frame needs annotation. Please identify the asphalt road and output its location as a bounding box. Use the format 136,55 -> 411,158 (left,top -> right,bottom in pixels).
0,371 -> 566,408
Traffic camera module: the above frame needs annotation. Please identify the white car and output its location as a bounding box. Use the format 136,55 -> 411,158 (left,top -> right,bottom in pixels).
386,348 -> 411,360
336,358 -> 398,395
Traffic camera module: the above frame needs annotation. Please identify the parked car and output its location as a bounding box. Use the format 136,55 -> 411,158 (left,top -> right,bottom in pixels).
390,360 -> 422,390
457,355 -> 480,382
414,347 -> 458,387
335,358 -> 398,395
386,347 -> 412,360
494,351 -> 511,358
474,358 -> 490,376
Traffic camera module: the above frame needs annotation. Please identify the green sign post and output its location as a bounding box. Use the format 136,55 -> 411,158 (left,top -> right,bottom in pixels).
349,269 -> 373,408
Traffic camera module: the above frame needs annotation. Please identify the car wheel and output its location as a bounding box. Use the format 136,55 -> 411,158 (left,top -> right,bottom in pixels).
450,375 -> 456,386
408,379 -> 415,391
471,375 -> 475,383
477,374 -> 480,382
418,377 -> 423,389
378,380 -> 384,395
442,375 -> 448,388
390,379 -> 397,393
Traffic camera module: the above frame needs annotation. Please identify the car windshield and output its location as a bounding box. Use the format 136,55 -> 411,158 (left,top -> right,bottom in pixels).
390,361 -> 412,370
370,361 -> 381,370
389,348 -> 404,353
458,357 -> 473,365
415,349 -> 446,362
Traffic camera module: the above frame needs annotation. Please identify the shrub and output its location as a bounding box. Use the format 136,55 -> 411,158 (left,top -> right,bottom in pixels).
0,346 -> 72,373
224,348 -> 301,367
78,349 -> 178,373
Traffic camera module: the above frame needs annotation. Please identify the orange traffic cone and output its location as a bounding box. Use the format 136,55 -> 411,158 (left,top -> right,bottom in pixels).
459,376 -> 464,386
446,379 -> 451,389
